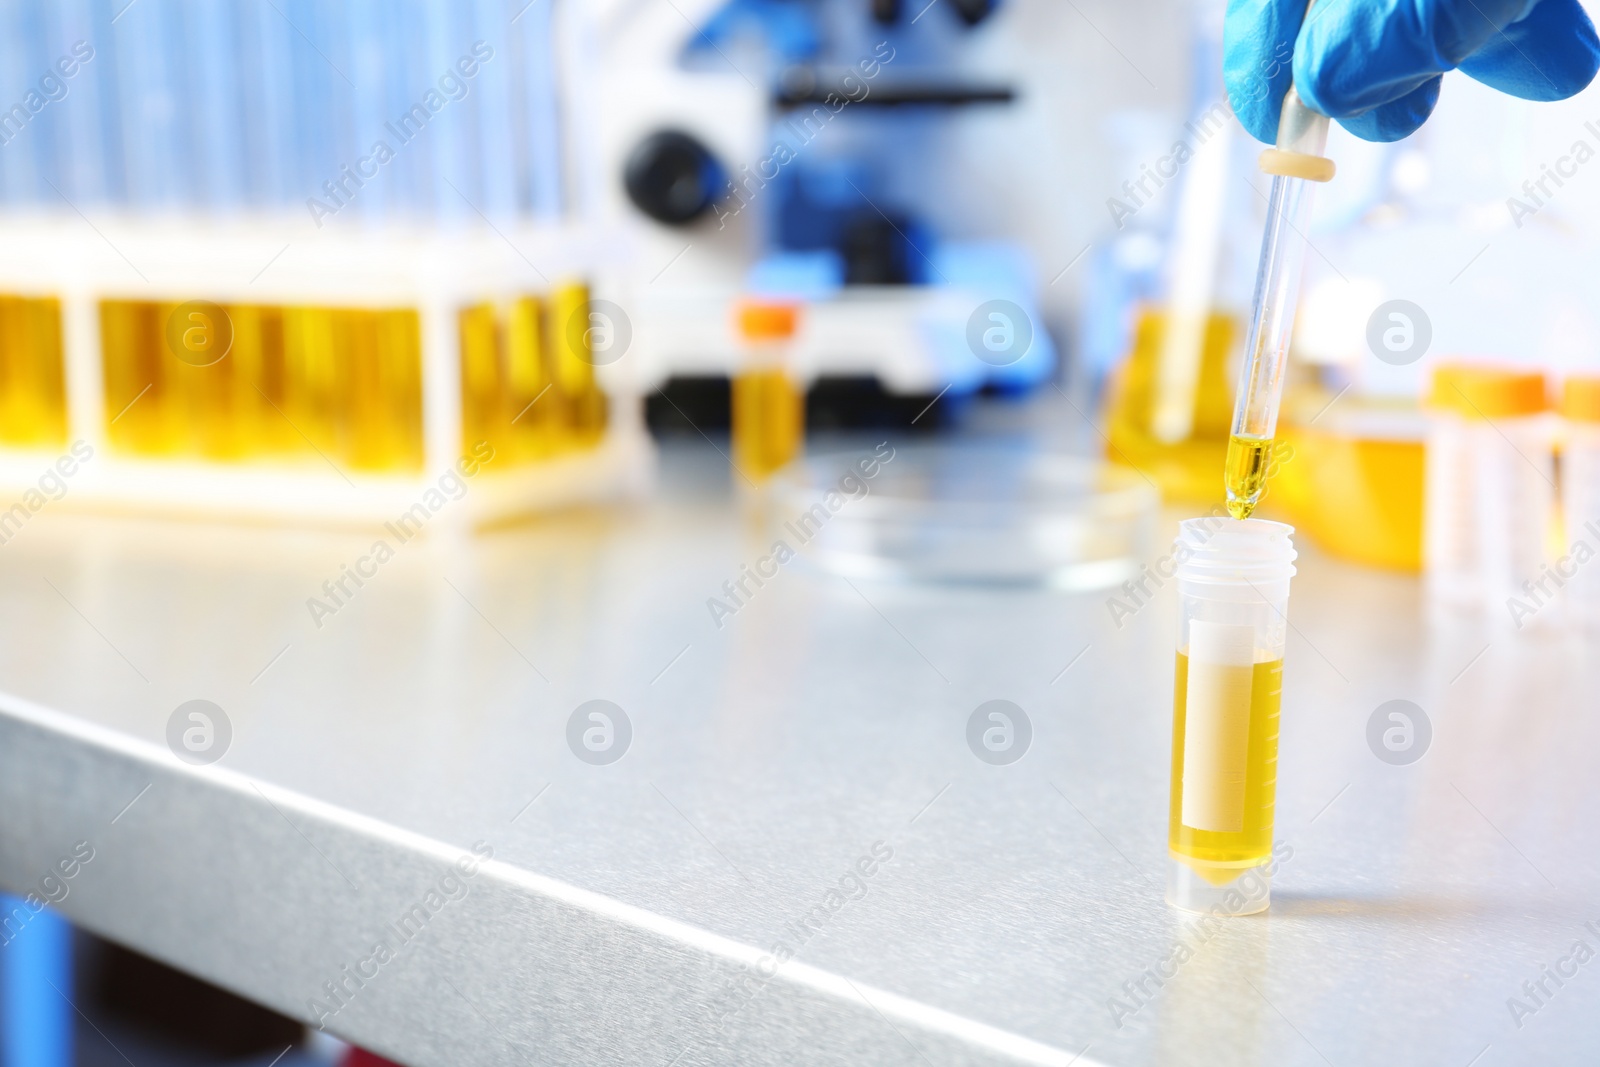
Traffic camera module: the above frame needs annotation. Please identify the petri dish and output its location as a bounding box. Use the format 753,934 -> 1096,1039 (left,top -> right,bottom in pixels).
769,444 -> 1158,588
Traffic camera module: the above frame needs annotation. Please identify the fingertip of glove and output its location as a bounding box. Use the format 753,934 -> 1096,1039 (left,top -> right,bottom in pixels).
1225,83 -> 1280,145
1289,47 -> 1346,121
1221,0 -> 1296,146
1460,0 -> 1600,102
1335,76 -> 1442,143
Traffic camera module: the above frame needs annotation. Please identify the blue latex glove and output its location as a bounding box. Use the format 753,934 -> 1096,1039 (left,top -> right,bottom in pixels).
1226,0 -> 1600,143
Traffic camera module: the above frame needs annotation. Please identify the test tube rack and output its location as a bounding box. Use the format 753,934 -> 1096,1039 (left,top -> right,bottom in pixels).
0,216 -> 653,529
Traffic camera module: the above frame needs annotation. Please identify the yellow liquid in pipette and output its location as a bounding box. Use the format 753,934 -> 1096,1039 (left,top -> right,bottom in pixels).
1224,433 -> 1274,519
1169,652 -> 1282,881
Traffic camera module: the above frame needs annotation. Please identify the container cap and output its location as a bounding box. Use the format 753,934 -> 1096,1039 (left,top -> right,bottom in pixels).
1174,517 -> 1297,584
1562,376 -> 1600,423
1428,363 -> 1548,419
736,301 -> 800,340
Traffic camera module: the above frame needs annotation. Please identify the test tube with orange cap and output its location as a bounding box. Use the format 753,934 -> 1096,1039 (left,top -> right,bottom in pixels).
732,300 -> 804,483
1561,376 -> 1600,627
1424,363 -> 1553,617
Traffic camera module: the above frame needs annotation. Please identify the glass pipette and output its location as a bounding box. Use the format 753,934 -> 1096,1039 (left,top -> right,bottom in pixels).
1224,85 -> 1335,520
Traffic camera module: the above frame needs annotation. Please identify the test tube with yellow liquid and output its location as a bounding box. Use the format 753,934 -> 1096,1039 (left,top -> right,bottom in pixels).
337,308 -> 424,473
550,282 -> 607,447
506,296 -> 559,460
100,300 -> 175,455
281,306 -> 341,461
732,301 -> 804,483
0,296 -> 67,449
163,301 -> 248,461
458,301 -> 506,456
1168,517 -> 1296,915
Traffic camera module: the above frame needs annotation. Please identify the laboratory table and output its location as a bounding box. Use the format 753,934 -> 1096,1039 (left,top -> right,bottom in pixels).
0,443 -> 1596,1067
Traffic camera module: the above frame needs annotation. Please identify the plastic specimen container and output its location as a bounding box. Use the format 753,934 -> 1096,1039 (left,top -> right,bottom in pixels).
732,301 -> 804,483
1167,517 -> 1296,916
1103,307 -> 1240,504
1423,363 -> 1552,613
1273,402 -> 1426,572
1562,376 -> 1600,626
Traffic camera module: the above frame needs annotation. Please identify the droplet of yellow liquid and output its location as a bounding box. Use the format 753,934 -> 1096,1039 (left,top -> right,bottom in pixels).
1224,433 -> 1274,520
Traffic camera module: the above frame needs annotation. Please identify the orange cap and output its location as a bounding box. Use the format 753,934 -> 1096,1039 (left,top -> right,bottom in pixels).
736,301 -> 799,341
1428,363 -> 1547,419
1562,376 -> 1600,423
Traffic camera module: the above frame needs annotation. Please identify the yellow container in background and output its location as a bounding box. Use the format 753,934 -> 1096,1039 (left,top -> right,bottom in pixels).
1103,306 -> 1238,504
1274,399 -> 1426,572
732,301 -> 804,482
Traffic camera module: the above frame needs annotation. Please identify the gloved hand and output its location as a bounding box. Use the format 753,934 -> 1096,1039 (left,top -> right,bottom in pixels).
1225,0 -> 1600,143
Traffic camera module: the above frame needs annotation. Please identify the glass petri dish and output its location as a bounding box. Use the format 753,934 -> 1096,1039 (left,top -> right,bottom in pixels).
769,444 -> 1159,588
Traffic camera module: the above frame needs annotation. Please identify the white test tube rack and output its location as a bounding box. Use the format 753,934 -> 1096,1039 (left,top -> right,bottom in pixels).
0,214 -> 655,529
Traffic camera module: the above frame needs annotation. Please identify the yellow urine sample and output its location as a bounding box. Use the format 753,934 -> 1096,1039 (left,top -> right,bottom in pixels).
733,367 -> 803,481
0,296 -> 67,448
1168,651 -> 1282,880
1224,433 -> 1273,519
1103,308 -> 1239,504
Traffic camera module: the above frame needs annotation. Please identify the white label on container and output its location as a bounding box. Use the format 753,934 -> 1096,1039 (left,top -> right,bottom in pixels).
1181,620 -> 1256,834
